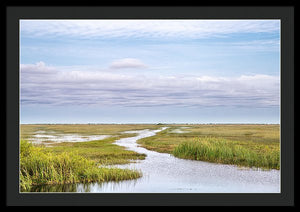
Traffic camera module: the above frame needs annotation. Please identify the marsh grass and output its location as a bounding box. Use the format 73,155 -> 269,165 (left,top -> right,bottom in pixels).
20,124 -> 161,191
173,137 -> 280,170
47,135 -> 146,165
20,124 -> 154,165
20,140 -> 142,191
20,124 -> 161,139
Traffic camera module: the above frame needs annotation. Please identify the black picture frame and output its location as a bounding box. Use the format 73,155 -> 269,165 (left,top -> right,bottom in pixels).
6,5 -> 294,206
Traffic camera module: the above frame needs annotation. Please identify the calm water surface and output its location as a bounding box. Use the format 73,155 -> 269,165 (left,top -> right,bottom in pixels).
30,127 -> 280,193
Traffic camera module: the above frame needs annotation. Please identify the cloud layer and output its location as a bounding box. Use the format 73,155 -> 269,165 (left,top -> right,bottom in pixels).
20,20 -> 280,39
20,62 -> 280,108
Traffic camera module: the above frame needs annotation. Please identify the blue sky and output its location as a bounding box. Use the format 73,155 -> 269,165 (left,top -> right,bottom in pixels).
20,20 -> 280,124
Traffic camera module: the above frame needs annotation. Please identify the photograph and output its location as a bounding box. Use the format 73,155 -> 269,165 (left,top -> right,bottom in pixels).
5,6 -> 294,206
19,19 -> 281,193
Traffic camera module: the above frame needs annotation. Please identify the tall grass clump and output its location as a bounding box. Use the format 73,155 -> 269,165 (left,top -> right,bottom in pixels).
20,140 -> 141,191
172,137 -> 280,170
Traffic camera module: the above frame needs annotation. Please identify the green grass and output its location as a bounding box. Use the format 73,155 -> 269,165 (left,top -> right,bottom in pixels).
47,135 -> 146,165
138,124 -> 280,170
20,140 -> 142,192
173,136 -> 280,170
20,124 -> 162,192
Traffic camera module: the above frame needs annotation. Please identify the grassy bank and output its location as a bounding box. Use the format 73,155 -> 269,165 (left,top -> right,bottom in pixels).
138,124 -> 280,170
19,124 -> 162,191
20,140 -> 142,191
47,135 -> 147,165
173,137 -> 279,169
20,124 -> 162,165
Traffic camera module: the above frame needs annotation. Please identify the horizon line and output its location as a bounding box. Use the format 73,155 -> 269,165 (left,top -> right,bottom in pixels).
20,122 -> 280,125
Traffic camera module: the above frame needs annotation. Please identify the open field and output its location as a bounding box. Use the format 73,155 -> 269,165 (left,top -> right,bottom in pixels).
137,124 -> 280,170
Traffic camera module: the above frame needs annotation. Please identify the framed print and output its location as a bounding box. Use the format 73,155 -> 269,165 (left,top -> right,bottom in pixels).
6,5 -> 294,206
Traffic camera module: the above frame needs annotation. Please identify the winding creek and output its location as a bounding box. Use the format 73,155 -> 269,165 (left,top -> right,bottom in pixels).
30,127 -> 280,193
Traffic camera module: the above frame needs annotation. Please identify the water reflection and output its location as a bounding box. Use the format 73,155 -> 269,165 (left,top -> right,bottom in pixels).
79,179 -> 141,193
26,179 -> 141,193
27,183 -> 78,192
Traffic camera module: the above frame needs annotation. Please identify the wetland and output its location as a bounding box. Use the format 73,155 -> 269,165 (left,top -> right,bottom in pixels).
20,124 -> 280,193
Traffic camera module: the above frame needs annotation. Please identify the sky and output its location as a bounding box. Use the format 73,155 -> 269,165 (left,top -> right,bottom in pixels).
20,20 -> 280,124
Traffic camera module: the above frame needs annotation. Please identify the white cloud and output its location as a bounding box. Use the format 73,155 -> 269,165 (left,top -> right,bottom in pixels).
20,62 -> 280,108
109,58 -> 148,69
20,20 -> 280,39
